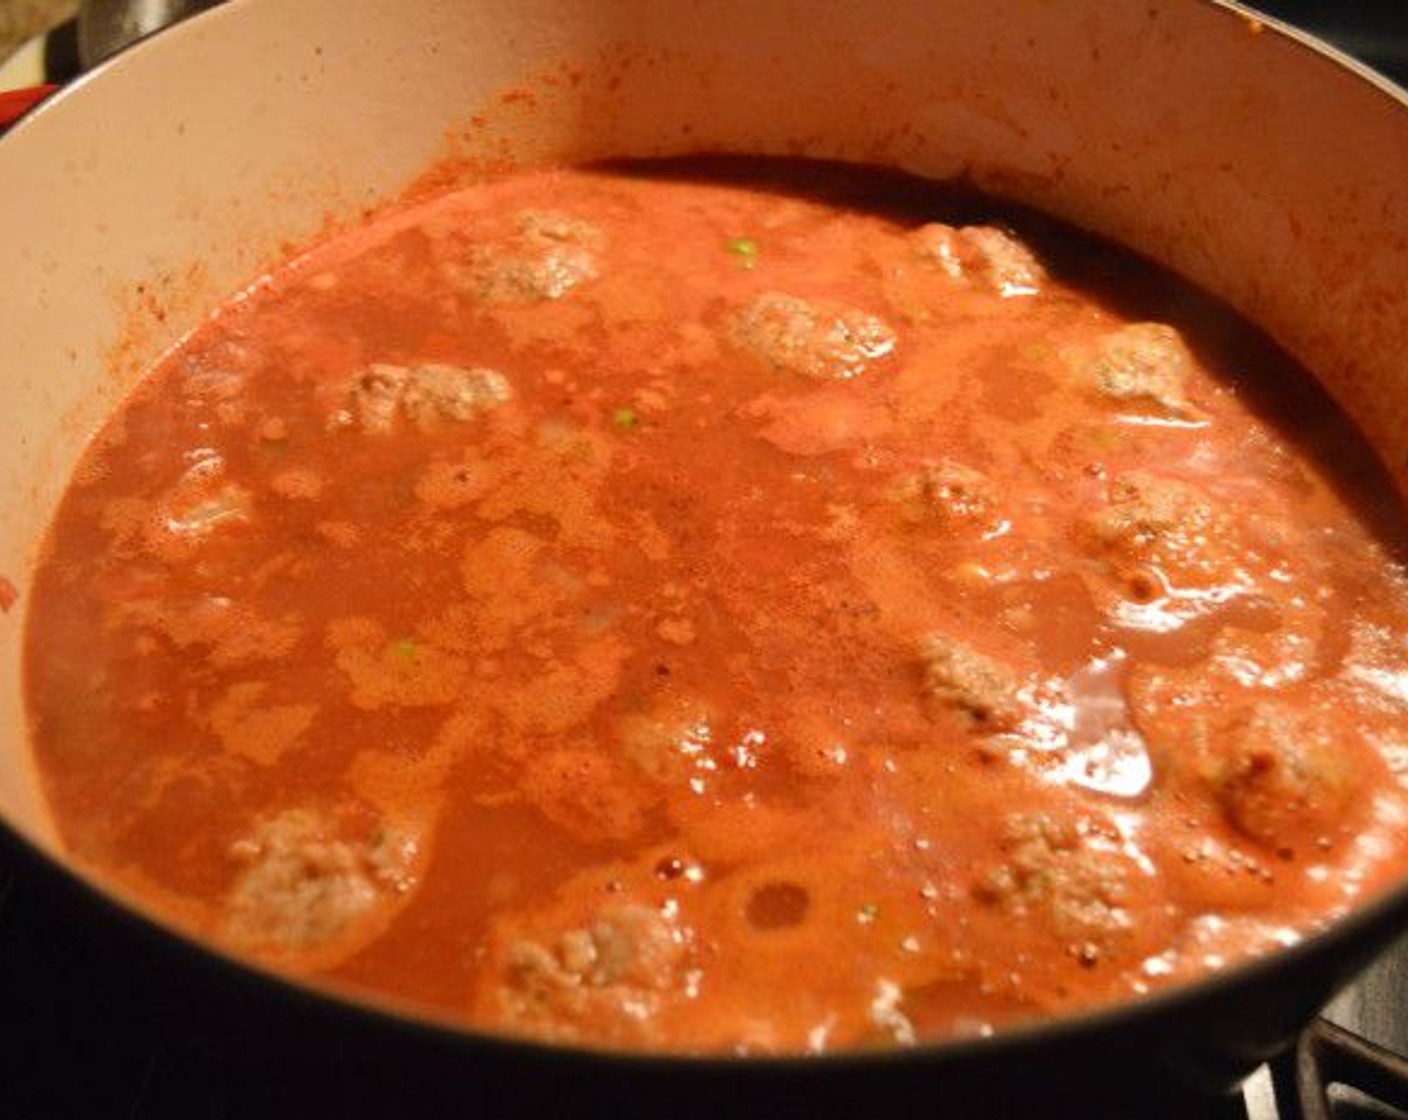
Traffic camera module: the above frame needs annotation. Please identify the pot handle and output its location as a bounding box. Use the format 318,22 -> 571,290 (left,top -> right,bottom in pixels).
0,85 -> 58,135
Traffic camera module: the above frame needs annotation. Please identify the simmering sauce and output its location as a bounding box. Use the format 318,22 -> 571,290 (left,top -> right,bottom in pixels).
24,159 -> 1408,1053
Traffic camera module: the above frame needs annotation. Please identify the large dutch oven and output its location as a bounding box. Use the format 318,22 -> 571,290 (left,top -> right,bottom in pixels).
2,1 -> 1408,1116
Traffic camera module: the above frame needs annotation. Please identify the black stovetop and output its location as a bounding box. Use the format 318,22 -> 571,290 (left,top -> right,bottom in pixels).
3,5 -> 1408,1118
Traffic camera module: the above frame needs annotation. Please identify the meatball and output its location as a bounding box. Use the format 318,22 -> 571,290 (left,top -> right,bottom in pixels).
332,363 -> 511,434
341,364 -> 407,433
457,208 -> 603,304
893,459 -> 1002,535
910,223 -> 1045,297
1205,699 -> 1371,857
917,634 -> 1023,731
402,363 -> 512,425
728,291 -> 896,381
1080,470 -> 1234,592
974,813 -> 1135,951
1079,322 -> 1201,419
220,806 -> 421,969
1084,471 -> 1211,554
487,903 -> 688,1046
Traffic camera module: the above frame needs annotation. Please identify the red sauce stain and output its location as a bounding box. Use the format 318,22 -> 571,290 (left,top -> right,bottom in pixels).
0,575 -> 17,613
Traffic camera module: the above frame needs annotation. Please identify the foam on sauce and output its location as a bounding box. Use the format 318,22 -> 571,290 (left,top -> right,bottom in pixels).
23,158 -> 1408,1053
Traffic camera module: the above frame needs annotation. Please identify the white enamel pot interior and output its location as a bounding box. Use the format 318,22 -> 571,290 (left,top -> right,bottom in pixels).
2,0 -> 1408,1101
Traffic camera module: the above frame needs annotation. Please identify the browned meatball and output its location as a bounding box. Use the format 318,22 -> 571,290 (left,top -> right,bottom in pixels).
728,291 -> 896,381
220,805 -> 422,969
973,812 -> 1142,963
910,223 -> 1046,297
483,903 -> 689,1045
331,362 -> 511,434
1205,699 -> 1374,857
894,459 -> 1003,535
454,208 -> 603,304
917,634 -> 1024,731
1077,322 -> 1202,419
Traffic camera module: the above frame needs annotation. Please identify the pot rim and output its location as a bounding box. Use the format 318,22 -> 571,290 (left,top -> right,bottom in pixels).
2,0 -> 1407,1075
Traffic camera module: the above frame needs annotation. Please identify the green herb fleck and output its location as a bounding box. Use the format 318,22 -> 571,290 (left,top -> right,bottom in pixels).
857,902 -> 881,926
726,236 -> 760,269
612,407 -> 640,430
389,637 -> 419,660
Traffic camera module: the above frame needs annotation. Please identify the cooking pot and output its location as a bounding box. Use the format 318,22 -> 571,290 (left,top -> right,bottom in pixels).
2,1 -> 1408,1115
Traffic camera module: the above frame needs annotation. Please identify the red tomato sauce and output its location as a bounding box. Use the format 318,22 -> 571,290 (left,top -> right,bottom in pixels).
23,158 -> 1408,1053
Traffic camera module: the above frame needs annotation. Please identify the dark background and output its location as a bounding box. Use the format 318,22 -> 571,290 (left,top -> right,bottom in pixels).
1253,1 -> 1408,85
